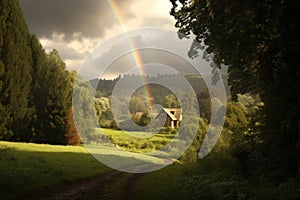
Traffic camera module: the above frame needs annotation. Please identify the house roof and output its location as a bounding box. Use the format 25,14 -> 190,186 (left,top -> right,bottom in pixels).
162,108 -> 182,121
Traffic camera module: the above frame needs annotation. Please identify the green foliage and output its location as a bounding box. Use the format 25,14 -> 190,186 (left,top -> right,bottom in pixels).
138,110 -> 151,127
170,0 -> 300,176
0,0 -> 75,144
95,97 -> 110,118
32,50 -> 73,144
72,75 -> 97,142
197,89 -> 212,120
97,106 -> 118,129
94,90 -> 103,98
129,96 -> 146,113
92,74 -> 213,130
98,128 -> 175,153
180,117 -> 208,162
90,76 -> 120,97
164,94 -> 180,108
171,173 -> 299,200
91,75 -> 209,99
29,34 -> 47,140
161,127 -> 178,135
136,161 -> 299,200
0,0 -> 33,140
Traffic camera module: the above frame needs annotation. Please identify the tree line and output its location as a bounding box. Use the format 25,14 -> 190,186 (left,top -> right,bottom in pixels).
0,0 -> 78,145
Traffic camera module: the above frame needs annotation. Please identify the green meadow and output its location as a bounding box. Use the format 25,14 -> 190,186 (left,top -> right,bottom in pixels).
97,128 -> 177,153
0,129 -> 178,199
1,131 -> 299,200
0,141 -> 112,199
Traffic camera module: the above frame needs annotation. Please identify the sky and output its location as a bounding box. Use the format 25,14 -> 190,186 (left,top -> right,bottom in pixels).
20,0 -> 177,73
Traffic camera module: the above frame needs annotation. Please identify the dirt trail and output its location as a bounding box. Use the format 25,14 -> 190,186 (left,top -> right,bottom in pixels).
29,160 -> 171,200
30,170 -> 144,200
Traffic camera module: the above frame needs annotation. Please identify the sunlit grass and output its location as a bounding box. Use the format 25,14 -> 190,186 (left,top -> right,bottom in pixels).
0,141 -> 112,199
98,128 -> 177,153
0,129 -> 181,199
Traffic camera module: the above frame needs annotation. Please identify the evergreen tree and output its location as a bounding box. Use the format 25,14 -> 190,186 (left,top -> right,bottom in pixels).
0,0 -> 78,144
29,34 -> 48,142
41,50 -> 72,144
29,38 -> 74,144
0,0 -> 33,140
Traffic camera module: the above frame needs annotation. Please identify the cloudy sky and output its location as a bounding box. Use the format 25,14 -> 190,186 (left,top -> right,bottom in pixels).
20,0 -> 177,72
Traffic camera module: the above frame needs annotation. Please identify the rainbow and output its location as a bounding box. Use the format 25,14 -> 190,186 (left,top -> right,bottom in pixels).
107,0 -> 153,107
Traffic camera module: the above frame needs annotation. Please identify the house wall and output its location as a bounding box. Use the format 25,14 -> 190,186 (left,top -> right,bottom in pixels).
165,116 -> 172,127
156,110 -> 181,128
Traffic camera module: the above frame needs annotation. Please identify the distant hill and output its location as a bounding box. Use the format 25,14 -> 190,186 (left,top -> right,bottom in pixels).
89,73 -> 229,100
90,74 -> 207,96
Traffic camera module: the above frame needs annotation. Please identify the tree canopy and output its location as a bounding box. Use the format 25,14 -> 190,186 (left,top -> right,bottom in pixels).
0,0 -> 32,140
0,0 -> 75,144
170,0 -> 300,176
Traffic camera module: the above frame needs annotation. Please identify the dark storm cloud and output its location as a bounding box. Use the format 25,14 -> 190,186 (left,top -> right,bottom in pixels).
79,34 -> 211,80
20,0 -> 135,38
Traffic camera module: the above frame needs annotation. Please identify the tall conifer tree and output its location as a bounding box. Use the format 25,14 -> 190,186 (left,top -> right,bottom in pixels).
0,0 -> 33,140
42,50 -> 72,144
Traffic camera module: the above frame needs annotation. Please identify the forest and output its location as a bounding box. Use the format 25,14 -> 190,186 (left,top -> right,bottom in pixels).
0,0 -> 300,199
0,0 -> 76,144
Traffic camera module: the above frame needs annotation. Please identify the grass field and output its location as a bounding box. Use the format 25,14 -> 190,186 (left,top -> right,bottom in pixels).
0,129 -> 178,199
98,128 -> 177,153
0,141 -> 113,199
134,163 -> 187,199
1,131 -> 298,200
134,157 -> 300,200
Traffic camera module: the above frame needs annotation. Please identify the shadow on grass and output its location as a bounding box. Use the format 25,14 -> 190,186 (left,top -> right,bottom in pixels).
0,144 -> 112,199
0,142 -> 171,199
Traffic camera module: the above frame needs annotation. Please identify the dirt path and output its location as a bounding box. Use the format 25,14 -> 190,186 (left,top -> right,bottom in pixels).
30,170 -> 145,200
